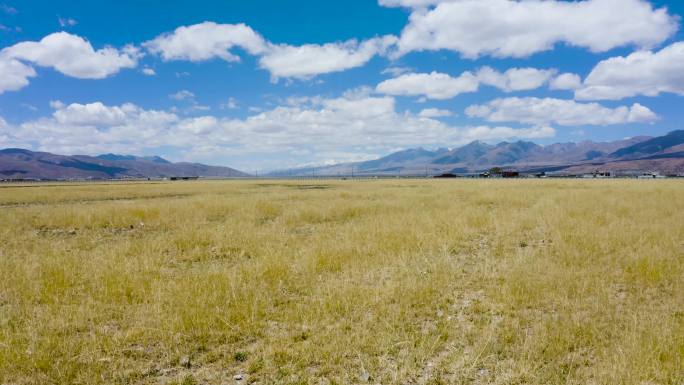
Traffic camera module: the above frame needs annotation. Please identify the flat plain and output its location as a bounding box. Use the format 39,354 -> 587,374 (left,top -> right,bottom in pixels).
0,180 -> 682,385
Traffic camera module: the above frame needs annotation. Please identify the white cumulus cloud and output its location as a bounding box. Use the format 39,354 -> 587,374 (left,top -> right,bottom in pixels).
395,0 -> 678,58
576,41 -> 684,100
419,108 -> 453,118
376,71 -> 479,100
1,102 -> 178,155
53,102 -> 134,126
376,67 -> 556,100
3,32 -> 139,79
144,22 -> 398,80
143,22 -> 268,62
466,97 -> 658,126
550,73 -> 582,90
0,55 -> 36,94
476,67 -> 557,92
259,35 -> 397,80
1,92 -> 560,168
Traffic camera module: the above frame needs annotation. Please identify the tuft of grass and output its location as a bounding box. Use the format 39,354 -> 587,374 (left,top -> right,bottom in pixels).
181,374 -> 197,385
234,351 -> 248,362
0,179 -> 682,384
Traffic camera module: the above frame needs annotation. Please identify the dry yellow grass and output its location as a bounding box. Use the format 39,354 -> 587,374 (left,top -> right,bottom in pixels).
0,179 -> 682,385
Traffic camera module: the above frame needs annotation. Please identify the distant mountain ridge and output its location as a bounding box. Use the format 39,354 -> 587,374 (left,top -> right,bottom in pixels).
96,153 -> 171,164
609,130 -> 684,159
433,141 -> 491,164
4,130 -> 683,180
267,130 -> 684,176
357,147 -> 449,171
0,149 -> 248,180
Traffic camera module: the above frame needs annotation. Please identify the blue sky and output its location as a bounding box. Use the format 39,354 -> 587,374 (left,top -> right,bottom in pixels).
1,0 -> 684,171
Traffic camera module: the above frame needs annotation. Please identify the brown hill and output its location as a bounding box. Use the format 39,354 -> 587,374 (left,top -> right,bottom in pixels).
0,149 -> 248,180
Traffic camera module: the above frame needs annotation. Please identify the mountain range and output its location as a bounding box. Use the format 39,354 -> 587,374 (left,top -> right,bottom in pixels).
0,149 -> 248,180
268,130 -> 684,176
2,130 -> 683,180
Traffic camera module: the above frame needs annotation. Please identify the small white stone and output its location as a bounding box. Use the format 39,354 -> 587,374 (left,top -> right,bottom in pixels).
179,356 -> 191,368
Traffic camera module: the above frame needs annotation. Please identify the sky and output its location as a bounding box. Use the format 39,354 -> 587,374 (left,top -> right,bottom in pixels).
1,0 -> 684,171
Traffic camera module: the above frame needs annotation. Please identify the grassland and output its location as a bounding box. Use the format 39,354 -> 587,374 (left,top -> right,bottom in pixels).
0,179 -> 682,385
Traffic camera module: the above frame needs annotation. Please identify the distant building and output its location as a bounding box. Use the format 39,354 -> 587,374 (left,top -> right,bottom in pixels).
502,171 -> 520,178
481,169 -> 519,178
583,171 -> 613,178
638,172 -> 665,179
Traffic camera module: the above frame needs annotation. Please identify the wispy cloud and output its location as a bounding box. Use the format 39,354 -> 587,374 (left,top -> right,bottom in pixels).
58,16 -> 77,28
0,3 -> 17,14
220,97 -> 239,110
169,90 -> 195,101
